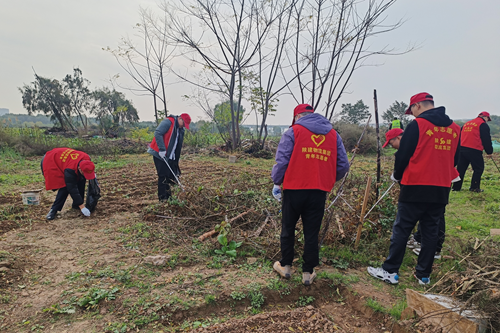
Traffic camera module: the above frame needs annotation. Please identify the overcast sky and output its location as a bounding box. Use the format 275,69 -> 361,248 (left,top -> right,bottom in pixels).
1,0 -> 499,124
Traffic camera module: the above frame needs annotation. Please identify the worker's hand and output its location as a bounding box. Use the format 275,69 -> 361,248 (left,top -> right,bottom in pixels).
272,184 -> 282,201
390,173 -> 399,182
81,207 -> 91,217
159,151 -> 166,158
451,176 -> 461,183
486,154 -> 493,159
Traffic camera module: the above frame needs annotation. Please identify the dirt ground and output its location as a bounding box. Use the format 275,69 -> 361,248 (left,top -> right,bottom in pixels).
0,156 -> 424,333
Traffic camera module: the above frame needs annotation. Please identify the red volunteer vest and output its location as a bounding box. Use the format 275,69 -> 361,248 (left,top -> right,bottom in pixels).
283,125 -> 338,192
460,117 -> 484,151
149,116 -> 175,153
401,118 -> 460,187
43,148 -> 91,190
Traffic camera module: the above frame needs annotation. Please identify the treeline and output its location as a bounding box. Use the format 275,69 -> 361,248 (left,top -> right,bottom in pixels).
19,68 -> 139,135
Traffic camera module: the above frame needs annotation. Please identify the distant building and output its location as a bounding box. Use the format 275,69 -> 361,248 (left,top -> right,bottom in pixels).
0,108 -> 9,116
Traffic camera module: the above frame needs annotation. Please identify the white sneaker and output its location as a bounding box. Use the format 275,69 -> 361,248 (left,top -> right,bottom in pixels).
367,266 -> 399,284
412,248 -> 441,259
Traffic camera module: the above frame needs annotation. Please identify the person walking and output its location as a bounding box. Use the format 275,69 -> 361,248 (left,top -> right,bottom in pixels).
41,148 -> 96,220
452,111 -> 493,192
148,113 -> 191,201
368,92 -> 460,285
389,117 -> 404,130
271,104 -> 349,285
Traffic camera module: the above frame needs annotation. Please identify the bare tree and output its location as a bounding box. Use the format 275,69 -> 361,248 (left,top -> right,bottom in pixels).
161,0 -> 286,150
106,7 -> 175,123
286,0 -> 409,120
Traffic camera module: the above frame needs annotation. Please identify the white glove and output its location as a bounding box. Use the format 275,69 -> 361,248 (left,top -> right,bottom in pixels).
81,207 -> 91,217
159,151 -> 166,158
451,176 -> 461,183
272,184 -> 282,201
390,173 -> 399,182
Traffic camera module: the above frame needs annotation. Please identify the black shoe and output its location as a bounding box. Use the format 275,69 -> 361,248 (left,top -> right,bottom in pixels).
469,188 -> 484,193
46,209 -> 57,220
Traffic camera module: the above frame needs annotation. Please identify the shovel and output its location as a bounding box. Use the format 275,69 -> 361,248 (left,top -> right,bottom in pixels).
162,156 -> 185,192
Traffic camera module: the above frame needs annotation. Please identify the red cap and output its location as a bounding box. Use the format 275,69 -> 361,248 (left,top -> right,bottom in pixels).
405,92 -> 434,114
292,104 -> 314,125
79,160 -> 96,180
180,113 -> 191,129
478,111 -> 491,121
382,128 -> 404,148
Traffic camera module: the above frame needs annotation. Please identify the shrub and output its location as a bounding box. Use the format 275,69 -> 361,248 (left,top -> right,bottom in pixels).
333,122 -> 378,154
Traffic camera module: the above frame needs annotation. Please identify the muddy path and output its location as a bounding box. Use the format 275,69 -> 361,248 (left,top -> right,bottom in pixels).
0,156 -> 415,332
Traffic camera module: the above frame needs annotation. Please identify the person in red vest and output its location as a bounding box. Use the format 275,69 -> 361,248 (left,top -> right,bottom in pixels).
148,113 -> 191,201
382,128 -> 404,149
383,128 -> 456,260
452,111 -> 493,192
271,104 -> 349,285
41,148 -> 96,220
368,92 -> 460,285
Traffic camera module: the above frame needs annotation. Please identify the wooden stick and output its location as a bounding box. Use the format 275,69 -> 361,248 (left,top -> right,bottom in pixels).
198,209 -> 254,242
373,89 -> 381,200
354,176 -> 372,249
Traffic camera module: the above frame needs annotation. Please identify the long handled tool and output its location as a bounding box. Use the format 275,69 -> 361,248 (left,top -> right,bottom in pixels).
491,156 -> 500,174
162,156 -> 185,192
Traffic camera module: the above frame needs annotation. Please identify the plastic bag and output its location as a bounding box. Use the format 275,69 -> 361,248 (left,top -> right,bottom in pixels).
85,178 -> 101,212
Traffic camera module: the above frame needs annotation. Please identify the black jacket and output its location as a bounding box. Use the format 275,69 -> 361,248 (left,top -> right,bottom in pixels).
394,107 -> 459,204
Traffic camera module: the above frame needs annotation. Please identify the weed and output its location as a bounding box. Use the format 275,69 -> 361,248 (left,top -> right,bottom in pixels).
214,220 -> 242,258
77,287 -> 119,309
230,291 -> 246,301
42,304 -> 76,314
297,296 -> 315,307
366,298 -> 386,313
389,299 -> 407,320
204,294 -> 216,305
248,290 -> 265,310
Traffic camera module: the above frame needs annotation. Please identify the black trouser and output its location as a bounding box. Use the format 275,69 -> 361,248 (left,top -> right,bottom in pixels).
51,180 -> 86,212
279,189 -> 327,273
153,156 -> 175,201
414,209 -> 446,253
452,148 -> 484,191
383,201 -> 445,279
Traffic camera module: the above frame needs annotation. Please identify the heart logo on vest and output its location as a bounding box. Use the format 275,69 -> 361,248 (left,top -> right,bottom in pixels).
311,134 -> 325,147
70,153 -> 80,160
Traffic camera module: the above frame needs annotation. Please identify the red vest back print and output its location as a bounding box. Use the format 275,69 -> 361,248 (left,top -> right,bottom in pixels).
460,117 -> 485,151
149,116 -> 175,153
43,148 -> 91,190
283,125 -> 338,191
401,118 -> 460,187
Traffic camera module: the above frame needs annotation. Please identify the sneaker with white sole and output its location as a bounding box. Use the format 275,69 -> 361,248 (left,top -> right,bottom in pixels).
302,271 -> 317,286
407,235 -> 421,249
412,248 -> 441,259
414,273 -> 431,285
367,266 -> 399,284
273,261 -> 291,279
